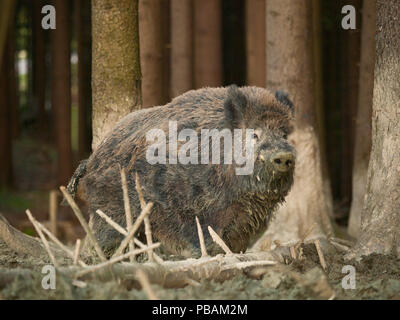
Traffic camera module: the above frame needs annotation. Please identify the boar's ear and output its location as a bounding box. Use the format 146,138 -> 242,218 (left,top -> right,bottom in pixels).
275,91 -> 294,113
224,85 -> 247,128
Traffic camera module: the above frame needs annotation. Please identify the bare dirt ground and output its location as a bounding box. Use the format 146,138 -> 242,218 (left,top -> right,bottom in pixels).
1,239 -> 399,300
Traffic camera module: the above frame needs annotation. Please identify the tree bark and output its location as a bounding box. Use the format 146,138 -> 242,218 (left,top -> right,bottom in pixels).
245,0 -> 266,87
75,0 -> 92,157
92,0 -> 142,150
347,0 -> 376,238
0,0 -> 15,72
139,0 -> 169,107
0,35 -> 13,187
193,0 -> 222,88
258,0 -> 333,246
7,15 -> 19,140
312,0 -> 333,218
52,0 -> 72,186
170,0 -> 193,98
349,0 -> 400,258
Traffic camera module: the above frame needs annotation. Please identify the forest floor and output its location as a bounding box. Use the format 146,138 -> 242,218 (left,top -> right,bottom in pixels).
0,238 -> 399,300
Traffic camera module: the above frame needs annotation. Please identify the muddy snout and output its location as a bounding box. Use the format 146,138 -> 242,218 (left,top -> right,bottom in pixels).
270,151 -> 295,172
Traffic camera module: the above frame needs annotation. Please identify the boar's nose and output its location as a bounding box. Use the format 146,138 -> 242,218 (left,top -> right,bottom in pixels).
271,152 -> 295,172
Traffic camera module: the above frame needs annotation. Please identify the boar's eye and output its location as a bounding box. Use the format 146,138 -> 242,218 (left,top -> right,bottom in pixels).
283,133 -> 288,139
252,133 -> 259,140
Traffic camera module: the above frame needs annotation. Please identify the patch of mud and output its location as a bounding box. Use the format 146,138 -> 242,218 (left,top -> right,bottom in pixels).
1,240 -> 399,300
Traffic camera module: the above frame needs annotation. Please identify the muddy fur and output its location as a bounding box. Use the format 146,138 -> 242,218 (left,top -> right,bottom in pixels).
71,85 -> 296,257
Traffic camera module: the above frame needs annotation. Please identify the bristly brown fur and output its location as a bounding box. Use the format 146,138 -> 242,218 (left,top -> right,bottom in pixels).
68,85 -> 296,257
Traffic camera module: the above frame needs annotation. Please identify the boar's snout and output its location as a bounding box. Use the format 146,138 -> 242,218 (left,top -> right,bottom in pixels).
270,151 -> 295,173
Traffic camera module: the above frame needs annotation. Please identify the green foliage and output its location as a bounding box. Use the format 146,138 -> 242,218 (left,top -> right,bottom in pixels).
0,189 -> 32,212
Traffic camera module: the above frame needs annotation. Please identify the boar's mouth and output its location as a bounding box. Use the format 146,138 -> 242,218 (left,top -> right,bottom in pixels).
248,163 -> 295,199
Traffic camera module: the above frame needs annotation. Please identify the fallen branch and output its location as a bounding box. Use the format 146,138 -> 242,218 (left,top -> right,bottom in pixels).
26,210 -> 58,267
120,167 -> 135,261
76,243 -> 161,277
60,186 -> 107,262
96,209 -> 163,263
136,269 -> 158,300
314,239 -> 327,270
112,202 -> 153,258
73,239 -> 82,266
196,216 -> 208,257
208,226 -> 232,255
135,173 -> 154,262
28,212 -> 86,267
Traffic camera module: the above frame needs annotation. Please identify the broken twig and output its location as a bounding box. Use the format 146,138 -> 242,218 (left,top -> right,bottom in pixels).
208,226 -> 232,255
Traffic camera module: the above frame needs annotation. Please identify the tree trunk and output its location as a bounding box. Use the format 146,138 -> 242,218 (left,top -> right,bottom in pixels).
0,34 -> 13,187
349,0 -> 400,258
245,0 -> 266,87
339,0 -> 361,211
258,0 -> 333,246
0,0 -> 15,72
33,0 -> 46,131
347,0 -> 376,238
139,0 -> 169,107
7,15 -> 19,140
170,0 -> 193,98
92,0 -> 142,150
312,0 -> 333,218
193,0 -> 222,88
52,0 -> 72,186
75,0 -> 92,158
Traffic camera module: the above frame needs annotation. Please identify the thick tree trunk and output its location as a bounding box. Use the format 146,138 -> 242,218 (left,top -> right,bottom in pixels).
258,0 -> 333,246
170,0 -> 193,98
193,0 -> 222,88
245,0 -> 266,87
52,0 -> 72,186
75,0 -> 92,157
349,0 -> 400,258
92,0 -> 142,150
348,0 -> 376,238
139,0 -> 169,107
33,0 -> 46,131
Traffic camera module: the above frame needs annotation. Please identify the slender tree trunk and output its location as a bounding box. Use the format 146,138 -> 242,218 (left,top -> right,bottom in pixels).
339,0 -> 361,210
313,0 -> 333,218
0,34 -> 13,187
260,0 -> 333,246
0,0 -> 15,72
139,0 -> 168,107
92,0 -> 142,150
52,0 -> 72,186
170,0 -> 193,98
348,0 -> 400,258
75,0 -> 92,158
7,16 -> 19,139
245,0 -> 266,87
348,0 -> 376,238
193,0 -> 222,88
33,0 -> 46,131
